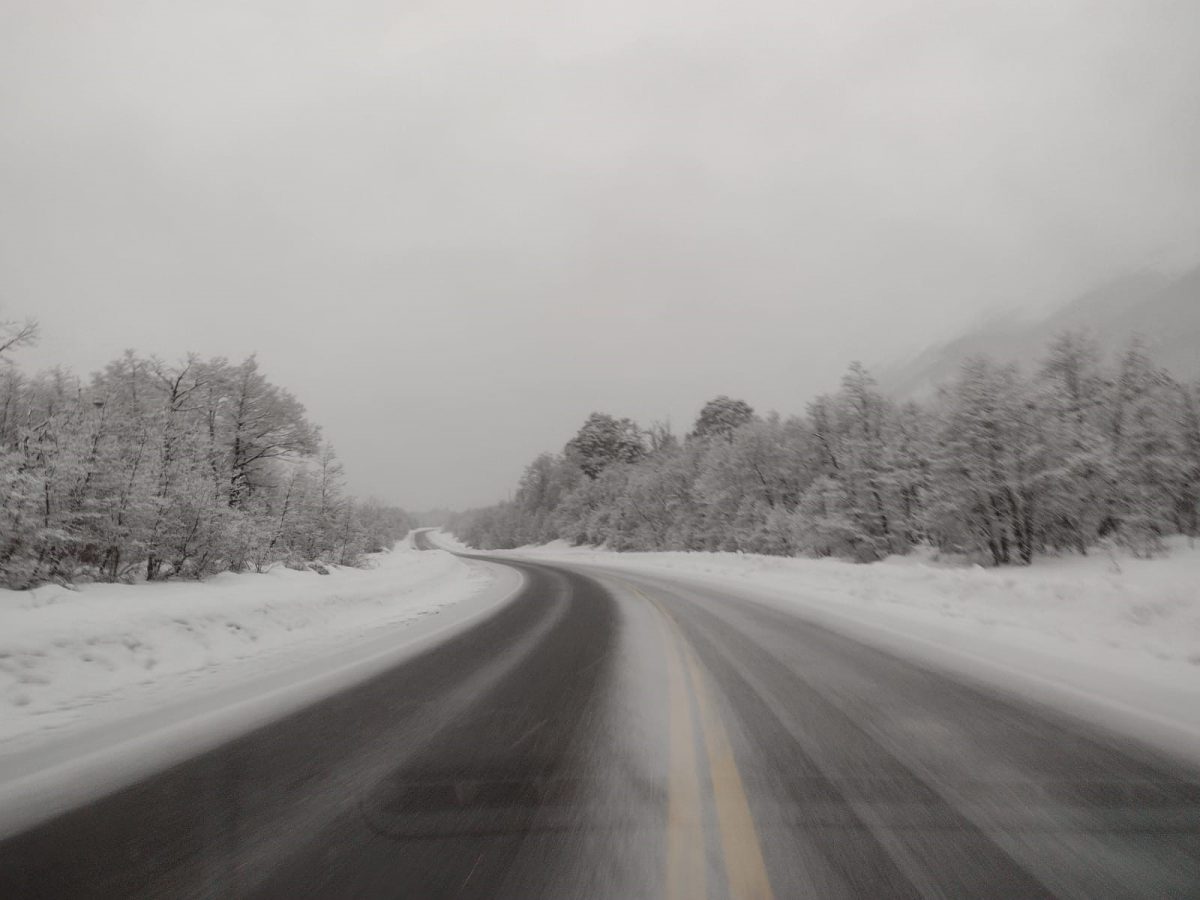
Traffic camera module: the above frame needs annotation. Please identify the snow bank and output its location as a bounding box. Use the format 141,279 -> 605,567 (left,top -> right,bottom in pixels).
0,539 -> 490,748
517,538 -> 1200,668
472,533 -> 1200,760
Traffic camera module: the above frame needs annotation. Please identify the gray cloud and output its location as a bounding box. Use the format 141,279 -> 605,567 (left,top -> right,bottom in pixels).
3,0 -> 1198,507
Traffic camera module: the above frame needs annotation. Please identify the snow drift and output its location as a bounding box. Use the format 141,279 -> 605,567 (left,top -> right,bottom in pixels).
0,540 -> 490,747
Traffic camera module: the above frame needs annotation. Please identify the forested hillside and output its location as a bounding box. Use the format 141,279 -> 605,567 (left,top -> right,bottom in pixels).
887,266 -> 1200,396
452,333 -> 1200,566
0,320 -> 410,587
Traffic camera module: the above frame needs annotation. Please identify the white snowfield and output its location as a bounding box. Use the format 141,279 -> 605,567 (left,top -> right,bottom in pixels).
437,531 -> 1200,765
0,538 -> 496,747
0,536 -> 510,836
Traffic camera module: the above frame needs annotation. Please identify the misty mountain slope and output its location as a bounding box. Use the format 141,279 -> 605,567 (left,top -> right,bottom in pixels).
887,266 -> 1200,396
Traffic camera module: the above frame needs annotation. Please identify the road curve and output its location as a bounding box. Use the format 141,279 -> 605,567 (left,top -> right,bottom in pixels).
0,532 -> 1197,897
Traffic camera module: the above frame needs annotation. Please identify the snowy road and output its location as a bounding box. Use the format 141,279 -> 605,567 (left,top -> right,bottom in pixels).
1,531 -> 1199,896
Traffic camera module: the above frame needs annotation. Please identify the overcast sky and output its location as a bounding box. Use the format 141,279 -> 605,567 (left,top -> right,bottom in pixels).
2,1 -> 1198,509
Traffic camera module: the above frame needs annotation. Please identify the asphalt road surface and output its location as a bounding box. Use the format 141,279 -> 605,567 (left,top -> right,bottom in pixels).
1,530 -> 1198,897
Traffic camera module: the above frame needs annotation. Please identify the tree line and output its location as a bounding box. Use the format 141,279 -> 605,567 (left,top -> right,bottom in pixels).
451,333 -> 1200,565
0,321 -> 410,587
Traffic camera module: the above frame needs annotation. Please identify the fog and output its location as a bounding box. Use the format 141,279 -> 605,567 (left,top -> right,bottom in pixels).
2,1 -> 1198,509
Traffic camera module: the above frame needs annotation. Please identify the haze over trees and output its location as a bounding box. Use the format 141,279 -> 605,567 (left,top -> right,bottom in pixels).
452,333 -> 1200,566
0,330 -> 410,587
888,266 -> 1200,397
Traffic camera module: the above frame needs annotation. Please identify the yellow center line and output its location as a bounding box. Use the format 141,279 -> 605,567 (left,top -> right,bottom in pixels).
624,579 -> 773,900
683,642 -> 775,900
659,606 -> 708,900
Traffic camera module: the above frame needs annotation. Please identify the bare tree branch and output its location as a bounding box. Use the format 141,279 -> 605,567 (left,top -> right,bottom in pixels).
0,318 -> 38,359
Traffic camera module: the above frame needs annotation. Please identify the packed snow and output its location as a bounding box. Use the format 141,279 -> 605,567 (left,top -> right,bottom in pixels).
436,531 -> 1200,761
0,538 -> 492,749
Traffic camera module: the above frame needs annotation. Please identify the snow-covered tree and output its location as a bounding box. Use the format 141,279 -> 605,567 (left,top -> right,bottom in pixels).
690,396 -> 755,443
0,344 -> 407,587
565,413 -> 646,479
451,334 -> 1200,567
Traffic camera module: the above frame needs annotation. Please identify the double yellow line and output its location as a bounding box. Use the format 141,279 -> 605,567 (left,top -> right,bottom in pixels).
633,584 -> 775,900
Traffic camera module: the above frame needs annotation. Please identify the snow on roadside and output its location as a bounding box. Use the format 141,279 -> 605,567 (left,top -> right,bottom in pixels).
516,537 -> 1200,669
450,531 -> 1200,757
0,538 -> 490,748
